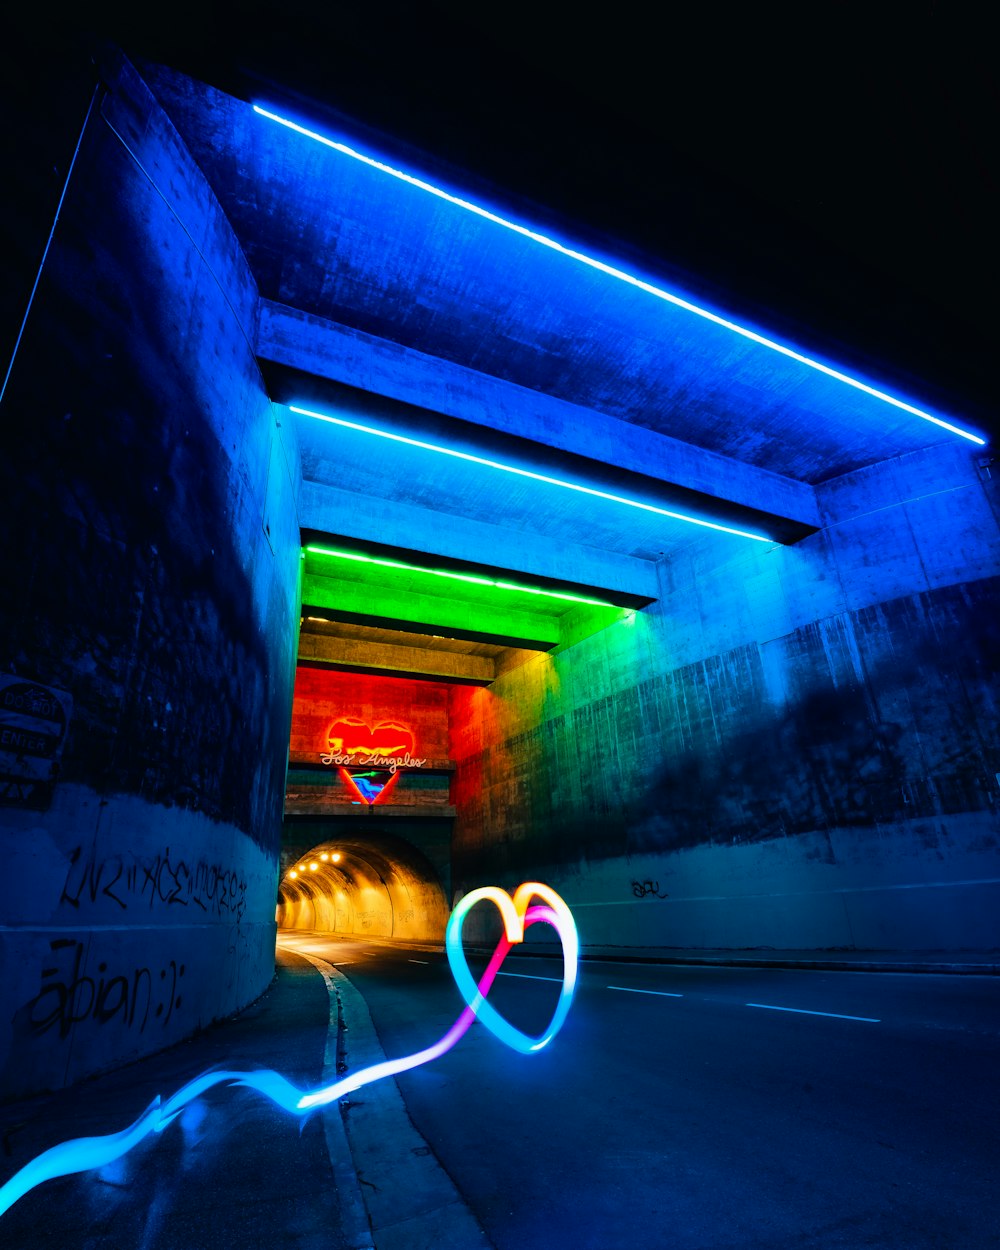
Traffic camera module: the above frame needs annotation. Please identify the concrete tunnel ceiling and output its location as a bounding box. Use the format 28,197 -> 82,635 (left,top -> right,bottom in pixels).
135,63 -> 987,598
124,56 -> 993,693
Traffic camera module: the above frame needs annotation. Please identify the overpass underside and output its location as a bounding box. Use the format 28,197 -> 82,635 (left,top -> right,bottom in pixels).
0,47 -> 996,1101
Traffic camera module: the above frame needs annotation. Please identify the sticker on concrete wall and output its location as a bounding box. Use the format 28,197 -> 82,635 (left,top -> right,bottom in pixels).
0,676 -> 72,809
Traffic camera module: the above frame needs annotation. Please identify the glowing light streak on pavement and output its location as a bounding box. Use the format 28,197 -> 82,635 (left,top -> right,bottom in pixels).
0,884 -> 577,1217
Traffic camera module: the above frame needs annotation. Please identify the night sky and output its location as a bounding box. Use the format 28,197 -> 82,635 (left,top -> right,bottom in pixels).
4,3 -> 997,440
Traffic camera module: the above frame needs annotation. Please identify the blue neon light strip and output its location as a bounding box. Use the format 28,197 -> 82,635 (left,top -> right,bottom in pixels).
291,405 -> 773,542
255,106 -> 985,448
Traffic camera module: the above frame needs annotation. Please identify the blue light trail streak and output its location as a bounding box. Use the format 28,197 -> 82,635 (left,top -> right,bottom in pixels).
0,887 -> 577,1219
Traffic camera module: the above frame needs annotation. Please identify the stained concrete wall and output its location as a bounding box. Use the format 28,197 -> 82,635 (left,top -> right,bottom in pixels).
0,54 -> 300,1098
450,443 -> 1000,953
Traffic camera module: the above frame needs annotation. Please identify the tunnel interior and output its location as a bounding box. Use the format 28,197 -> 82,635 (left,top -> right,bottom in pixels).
277,831 -> 450,943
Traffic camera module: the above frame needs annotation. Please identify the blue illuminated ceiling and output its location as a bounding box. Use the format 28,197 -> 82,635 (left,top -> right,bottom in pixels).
131,58 -> 988,603
143,64 -> 984,485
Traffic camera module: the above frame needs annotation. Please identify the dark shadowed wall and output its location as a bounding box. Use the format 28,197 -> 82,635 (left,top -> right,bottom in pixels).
450,443 -> 1000,952
0,54 -> 300,1098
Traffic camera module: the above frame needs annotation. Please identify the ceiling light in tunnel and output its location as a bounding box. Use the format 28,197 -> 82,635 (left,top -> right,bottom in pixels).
255,106 -> 986,448
294,411 -> 773,543
332,852 -> 342,863
289,871 -> 297,879
320,852 -> 329,861
310,862 -> 319,871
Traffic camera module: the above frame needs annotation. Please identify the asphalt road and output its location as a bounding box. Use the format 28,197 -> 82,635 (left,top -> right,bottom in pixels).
318,937 -> 1000,1250
1,937 -> 997,1249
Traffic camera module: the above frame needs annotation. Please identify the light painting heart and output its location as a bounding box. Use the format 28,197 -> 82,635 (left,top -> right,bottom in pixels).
0,883 -> 579,1218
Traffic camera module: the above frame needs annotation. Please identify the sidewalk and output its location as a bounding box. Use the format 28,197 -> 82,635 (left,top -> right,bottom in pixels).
0,950 -> 350,1250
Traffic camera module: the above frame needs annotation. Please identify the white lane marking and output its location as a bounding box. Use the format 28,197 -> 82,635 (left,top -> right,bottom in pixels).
332,961 -> 354,966
496,972 -> 566,982
408,959 -> 429,964
746,1002 -> 880,1022
607,985 -> 683,998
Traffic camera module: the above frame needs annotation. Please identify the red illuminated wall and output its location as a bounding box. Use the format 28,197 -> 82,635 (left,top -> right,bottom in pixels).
289,668 -> 452,766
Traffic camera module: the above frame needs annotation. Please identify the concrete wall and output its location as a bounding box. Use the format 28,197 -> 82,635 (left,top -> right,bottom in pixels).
0,54 -> 300,1098
450,443 -> 1000,953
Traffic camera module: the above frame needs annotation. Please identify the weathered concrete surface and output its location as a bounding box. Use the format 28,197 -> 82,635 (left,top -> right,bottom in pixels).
0,53 -> 299,1098
143,65 -> 985,484
260,301 -> 821,538
297,475 -> 660,601
298,631 -> 496,683
0,789 -> 278,1096
450,444 -> 1000,952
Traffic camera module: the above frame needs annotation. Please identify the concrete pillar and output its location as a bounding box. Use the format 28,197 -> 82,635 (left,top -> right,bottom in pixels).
0,53 -> 300,1097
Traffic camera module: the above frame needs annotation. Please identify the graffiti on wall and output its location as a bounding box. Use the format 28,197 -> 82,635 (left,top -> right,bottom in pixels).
631,879 -> 669,899
24,939 -> 186,1040
60,845 -> 248,922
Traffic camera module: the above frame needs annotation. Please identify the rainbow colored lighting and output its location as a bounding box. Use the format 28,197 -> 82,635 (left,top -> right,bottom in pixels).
295,412 -> 774,543
255,107 -> 986,448
0,884 -> 578,1219
337,766 -> 401,805
305,542 -> 619,604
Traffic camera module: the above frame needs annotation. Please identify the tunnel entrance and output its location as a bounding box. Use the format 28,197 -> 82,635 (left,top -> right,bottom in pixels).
281,539 -> 641,948
277,831 -> 450,942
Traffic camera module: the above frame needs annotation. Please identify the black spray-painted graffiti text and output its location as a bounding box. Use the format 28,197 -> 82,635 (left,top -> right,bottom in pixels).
26,938 -> 186,1039
61,845 -> 247,922
632,879 -> 669,899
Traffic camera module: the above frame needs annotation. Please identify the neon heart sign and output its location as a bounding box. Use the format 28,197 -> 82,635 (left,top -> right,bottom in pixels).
328,716 -> 414,757
320,717 -> 427,771
0,883 -> 579,1218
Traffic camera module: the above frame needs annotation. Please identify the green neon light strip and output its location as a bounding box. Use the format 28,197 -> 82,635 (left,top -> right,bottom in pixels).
290,405 -> 773,543
305,546 -> 617,607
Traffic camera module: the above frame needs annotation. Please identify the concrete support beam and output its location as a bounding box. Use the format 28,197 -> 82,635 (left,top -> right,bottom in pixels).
259,300 -> 821,537
297,632 -> 496,683
297,480 -> 660,601
302,571 -> 562,649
